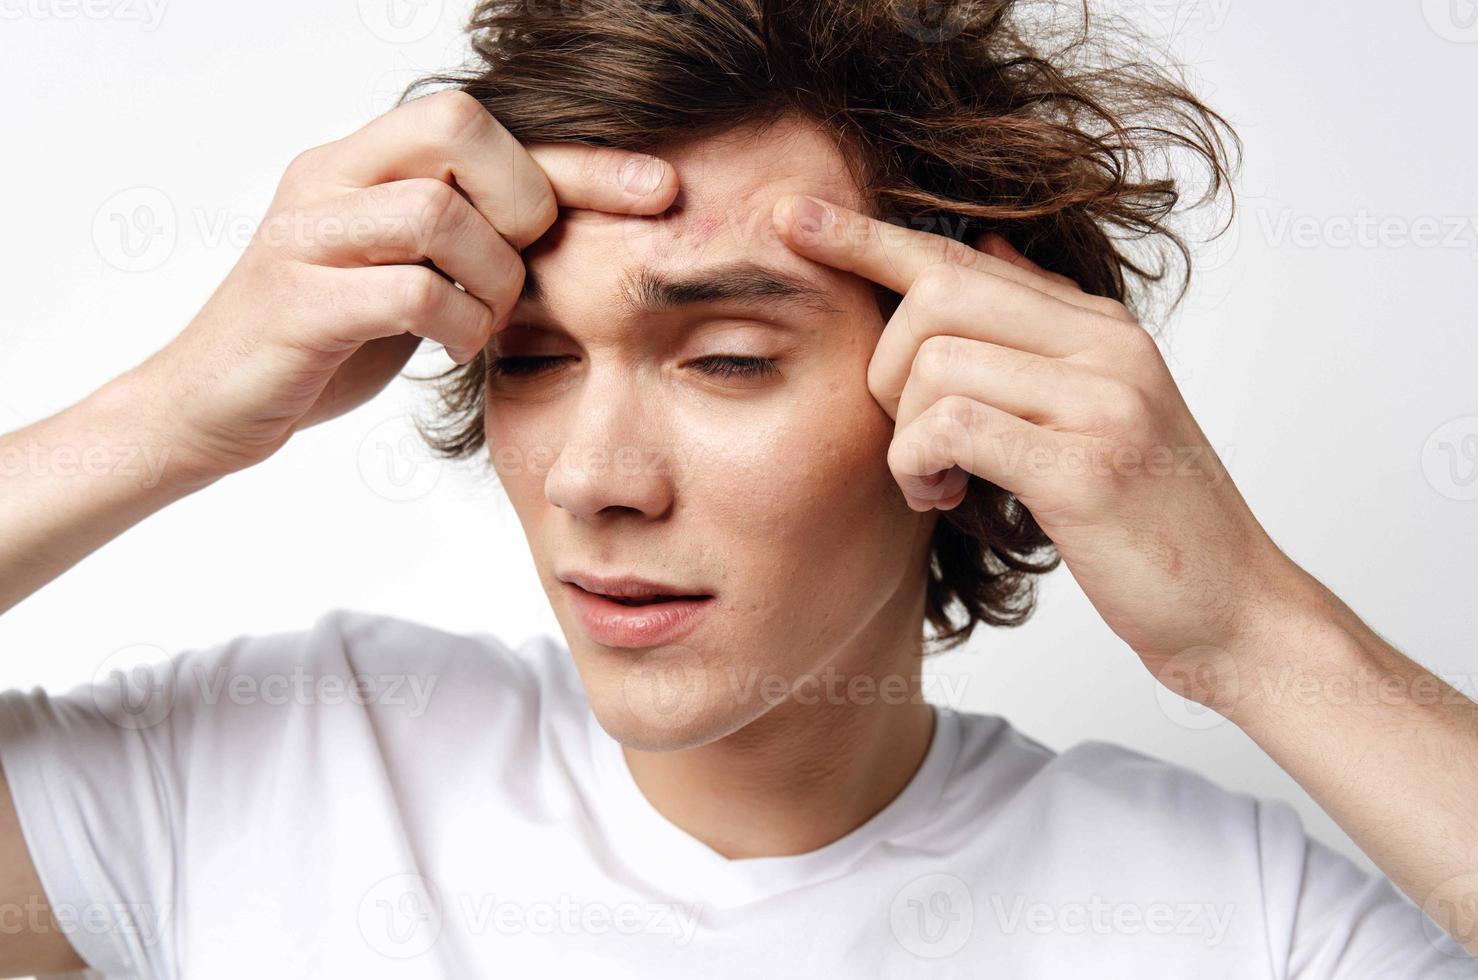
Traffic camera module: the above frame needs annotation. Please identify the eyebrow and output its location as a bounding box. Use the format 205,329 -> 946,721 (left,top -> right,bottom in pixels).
519,260 -> 843,317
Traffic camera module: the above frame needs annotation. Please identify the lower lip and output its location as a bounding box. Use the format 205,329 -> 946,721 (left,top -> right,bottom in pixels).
563,583 -> 714,649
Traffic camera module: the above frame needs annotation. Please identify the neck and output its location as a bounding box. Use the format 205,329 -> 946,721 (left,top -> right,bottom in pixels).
619,586 -> 938,859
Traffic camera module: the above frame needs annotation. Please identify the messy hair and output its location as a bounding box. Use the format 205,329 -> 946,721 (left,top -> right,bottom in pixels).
404,0 -> 1240,653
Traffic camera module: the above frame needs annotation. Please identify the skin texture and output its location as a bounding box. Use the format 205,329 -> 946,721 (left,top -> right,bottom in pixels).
1,94 -> 1475,966
484,115 -> 942,858
766,187 -> 1478,952
492,111 -> 1478,947
0,90 -> 686,972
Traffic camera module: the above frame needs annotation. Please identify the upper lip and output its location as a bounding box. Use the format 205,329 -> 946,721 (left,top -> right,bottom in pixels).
557,570 -> 712,599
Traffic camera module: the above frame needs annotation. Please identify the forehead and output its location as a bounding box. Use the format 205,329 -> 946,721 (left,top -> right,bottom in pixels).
647,114 -> 867,245
524,115 -> 867,281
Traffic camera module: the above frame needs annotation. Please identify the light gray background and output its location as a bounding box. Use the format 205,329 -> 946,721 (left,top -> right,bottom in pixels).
2,0 -> 1475,903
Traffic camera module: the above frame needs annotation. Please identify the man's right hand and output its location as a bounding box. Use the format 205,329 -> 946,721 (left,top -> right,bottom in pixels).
126,89 -> 677,488
0,92 -> 677,968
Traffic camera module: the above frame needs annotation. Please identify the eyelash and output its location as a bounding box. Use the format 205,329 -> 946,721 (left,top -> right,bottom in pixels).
486,354 -> 777,381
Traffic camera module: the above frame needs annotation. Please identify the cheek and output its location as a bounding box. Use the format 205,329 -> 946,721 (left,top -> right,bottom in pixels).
683,319 -> 904,549
674,385 -> 918,654
676,380 -> 905,557
483,407 -> 557,514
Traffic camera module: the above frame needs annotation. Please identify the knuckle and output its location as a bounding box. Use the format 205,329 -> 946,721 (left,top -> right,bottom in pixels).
935,236 -> 980,269
911,261 -> 965,306
936,394 -> 979,432
495,259 -> 526,313
471,301 -> 499,348
886,432 -> 917,473
1088,295 -> 1137,324
254,210 -> 299,252
498,194 -> 557,251
391,267 -> 444,328
403,179 -> 461,240
889,289 -> 928,344
847,210 -> 883,254
1103,383 -> 1150,431
282,144 -> 327,185
423,89 -> 489,145
476,267 -> 514,326
1116,321 -> 1162,362
522,187 -> 560,239
912,334 -> 958,381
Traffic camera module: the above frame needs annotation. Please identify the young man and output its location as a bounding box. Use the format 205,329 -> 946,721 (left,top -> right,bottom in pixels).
1,1 -> 1475,977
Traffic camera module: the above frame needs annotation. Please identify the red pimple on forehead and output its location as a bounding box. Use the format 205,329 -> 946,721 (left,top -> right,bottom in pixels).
685,211 -> 725,243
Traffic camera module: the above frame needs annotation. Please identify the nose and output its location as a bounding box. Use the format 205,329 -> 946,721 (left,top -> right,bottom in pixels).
543,367 -> 676,522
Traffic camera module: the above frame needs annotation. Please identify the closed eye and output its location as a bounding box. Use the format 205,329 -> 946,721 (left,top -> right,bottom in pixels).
689,355 -> 777,379
486,355 -> 777,380
486,355 -> 574,378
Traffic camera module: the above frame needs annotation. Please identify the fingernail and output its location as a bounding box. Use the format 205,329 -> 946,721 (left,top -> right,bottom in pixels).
620,156 -> 666,196
791,195 -> 831,237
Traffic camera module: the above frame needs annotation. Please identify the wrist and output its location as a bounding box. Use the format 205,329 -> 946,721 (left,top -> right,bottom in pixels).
1152,550 -> 1326,720
1212,564 -> 1390,732
83,367 -> 227,498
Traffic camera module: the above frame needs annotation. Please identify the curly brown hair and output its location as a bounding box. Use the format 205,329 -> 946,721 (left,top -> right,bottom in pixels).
402,0 -> 1240,653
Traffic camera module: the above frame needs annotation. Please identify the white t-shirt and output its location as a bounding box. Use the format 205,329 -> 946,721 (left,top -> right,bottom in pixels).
0,607 -> 1471,979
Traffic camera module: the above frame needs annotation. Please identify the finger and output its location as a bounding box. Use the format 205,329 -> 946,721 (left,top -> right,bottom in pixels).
318,264 -> 497,364
300,90 -> 677,247
298,332 -> 425,430
773,194 -> 1127,321
975,232 -> 1086,295
867,262 -> 1109,417
894,334 -> 1115,432
291,178 -> 524,327
523,142 -> 679,214
888,395 -> 1060,511
902,464 -> 972,512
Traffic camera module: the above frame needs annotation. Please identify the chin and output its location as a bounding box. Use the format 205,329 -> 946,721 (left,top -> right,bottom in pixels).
583,665 -> 766,753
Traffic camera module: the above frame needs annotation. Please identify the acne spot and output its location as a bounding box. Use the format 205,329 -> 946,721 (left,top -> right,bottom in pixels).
685,211 -> 725,244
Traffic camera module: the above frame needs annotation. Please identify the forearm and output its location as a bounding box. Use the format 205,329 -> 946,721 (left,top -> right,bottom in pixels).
1223,564 -> 1478,953
0,371 -> 212,615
